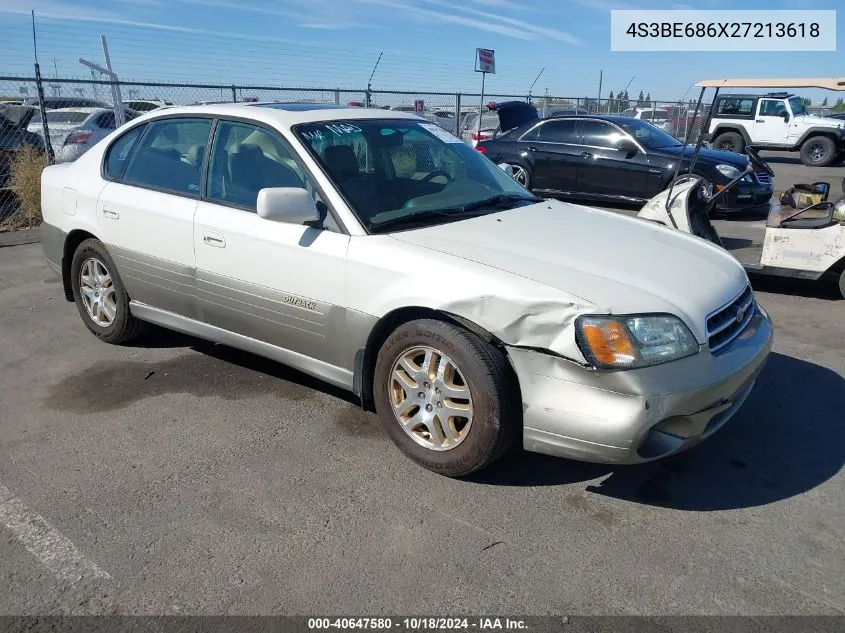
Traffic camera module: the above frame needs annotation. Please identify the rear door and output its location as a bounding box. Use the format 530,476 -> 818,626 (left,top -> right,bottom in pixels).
96,117 -> 213,319
518,119 -> 580,193
574,119 -> 654,200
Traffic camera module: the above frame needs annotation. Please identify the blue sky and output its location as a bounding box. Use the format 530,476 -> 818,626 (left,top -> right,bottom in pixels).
0,0 -> 841,103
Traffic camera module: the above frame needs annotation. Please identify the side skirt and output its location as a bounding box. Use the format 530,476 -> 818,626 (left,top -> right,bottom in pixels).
129,301 -> 355,391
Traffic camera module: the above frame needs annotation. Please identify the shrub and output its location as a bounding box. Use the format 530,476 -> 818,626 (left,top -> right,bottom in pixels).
2,145 -> 46,231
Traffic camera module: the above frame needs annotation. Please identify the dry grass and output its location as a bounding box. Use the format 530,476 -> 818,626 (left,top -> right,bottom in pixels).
1,146 -> 46,231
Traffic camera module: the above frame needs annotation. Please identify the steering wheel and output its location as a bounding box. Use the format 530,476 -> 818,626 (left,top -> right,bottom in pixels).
421,170 -> 452,183
746,146 -> 775,178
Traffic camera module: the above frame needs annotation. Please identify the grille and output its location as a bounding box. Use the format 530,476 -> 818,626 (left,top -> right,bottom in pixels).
707,285 -> 755,353
754,171 -> 772,185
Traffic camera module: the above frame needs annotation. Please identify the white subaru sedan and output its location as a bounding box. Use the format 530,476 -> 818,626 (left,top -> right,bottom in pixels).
40,103 -> 773,476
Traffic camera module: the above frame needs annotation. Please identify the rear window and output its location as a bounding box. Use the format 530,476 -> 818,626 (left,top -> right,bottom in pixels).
717,97 -> 755,116
31,111 -> 90,125
639,110 -> 669,121
463,112 -> 498,130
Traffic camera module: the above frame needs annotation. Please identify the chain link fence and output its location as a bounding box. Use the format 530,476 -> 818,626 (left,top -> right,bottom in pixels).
0,75 -> 714,226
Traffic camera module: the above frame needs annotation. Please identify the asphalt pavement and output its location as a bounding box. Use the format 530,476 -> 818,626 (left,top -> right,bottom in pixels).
0,231 -> 843,615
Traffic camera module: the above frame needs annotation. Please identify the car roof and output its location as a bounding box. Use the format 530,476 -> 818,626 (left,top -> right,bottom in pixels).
130,102 -> 422,127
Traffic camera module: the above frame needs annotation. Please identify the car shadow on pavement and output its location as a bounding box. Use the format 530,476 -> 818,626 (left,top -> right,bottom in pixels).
472,353 -> 845,511
749,274 -> 842,301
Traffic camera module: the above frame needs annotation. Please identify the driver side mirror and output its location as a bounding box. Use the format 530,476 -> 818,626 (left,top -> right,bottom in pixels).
781,111 -> 790,122
257,187 -> 321,226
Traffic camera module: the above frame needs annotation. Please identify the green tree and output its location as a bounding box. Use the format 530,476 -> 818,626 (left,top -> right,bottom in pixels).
821,97 -> 828,106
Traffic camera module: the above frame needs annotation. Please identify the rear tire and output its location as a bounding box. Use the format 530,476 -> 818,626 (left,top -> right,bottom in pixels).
373,319 -> 519,477
800,136 -> 836,167
510,163 -> 532,190
839,269 -> 845,300
70,238 -> 147,345
713,132 -> 745,154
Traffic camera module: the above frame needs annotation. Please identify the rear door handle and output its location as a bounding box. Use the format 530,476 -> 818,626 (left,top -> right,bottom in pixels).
202,231 -> 226,248
581,151 -> 594,159
526,146 -> 537,152
102,206 -> 119,220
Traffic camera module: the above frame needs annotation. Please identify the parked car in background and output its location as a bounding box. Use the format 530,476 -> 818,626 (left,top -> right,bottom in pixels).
460,110 -> 500,147
479,107 -> 773,212
23,96 -> 110,110
28,107 -> 140,163
539,105 -> 588,118
125,100 -> 173,112
705,92 -> 845,166
0,104 -> 46,189
40,102 -> 772,476
389,105 -> 453,130
621,107 -> 675,136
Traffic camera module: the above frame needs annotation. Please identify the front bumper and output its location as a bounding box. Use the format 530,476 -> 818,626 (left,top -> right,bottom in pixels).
510,305 -> 773,465
715,182 -> 773,212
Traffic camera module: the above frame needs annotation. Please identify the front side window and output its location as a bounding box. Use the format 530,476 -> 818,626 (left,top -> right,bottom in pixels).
207,120 -> 315,211
759,99 -> 787,117
295,119 -> 533,232
123,118 -> 212,197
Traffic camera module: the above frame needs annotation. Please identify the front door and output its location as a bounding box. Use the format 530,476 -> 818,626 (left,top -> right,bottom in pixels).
752,99 -> 791,144
574,119 -> 654,201
193,120 -> 351,372
96,117 -> 213,318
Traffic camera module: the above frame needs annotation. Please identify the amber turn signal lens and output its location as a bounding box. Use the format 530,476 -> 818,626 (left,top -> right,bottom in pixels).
581,320 -> 636,366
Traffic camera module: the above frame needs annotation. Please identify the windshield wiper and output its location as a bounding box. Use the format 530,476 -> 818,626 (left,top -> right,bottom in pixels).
368,195 -> 542,233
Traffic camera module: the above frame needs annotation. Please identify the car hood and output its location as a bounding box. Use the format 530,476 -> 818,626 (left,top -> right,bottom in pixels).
800,114 -> 844,128
389,199 -> 748,343
653,144 -> 750,168
496,101 -> 539,133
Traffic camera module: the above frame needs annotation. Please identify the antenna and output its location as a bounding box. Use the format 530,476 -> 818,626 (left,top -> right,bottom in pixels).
622,74 -> 635,94
366,51 -> 382,107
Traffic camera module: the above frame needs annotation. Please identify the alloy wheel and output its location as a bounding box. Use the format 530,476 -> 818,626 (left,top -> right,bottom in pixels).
79,257 -> 117,326
512,165 -> 529,187
808,142 -> 827,163
388,346 -> 474,451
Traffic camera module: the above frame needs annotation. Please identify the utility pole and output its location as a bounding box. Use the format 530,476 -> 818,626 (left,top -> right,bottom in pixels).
366,51 -> 383,107
528,67 -> 544,104
597,69 -> 603,112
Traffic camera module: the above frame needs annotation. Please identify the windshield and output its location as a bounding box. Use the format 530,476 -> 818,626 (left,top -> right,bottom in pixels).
615,117 -> 681,148
788,96 -> 806,116
295,119 -> 533,232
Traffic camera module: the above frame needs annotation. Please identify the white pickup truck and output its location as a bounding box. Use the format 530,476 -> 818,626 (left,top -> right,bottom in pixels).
706,92 -> 845,167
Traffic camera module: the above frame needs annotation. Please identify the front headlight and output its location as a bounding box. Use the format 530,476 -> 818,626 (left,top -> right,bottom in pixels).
715,164 -> 741,179
575,314 -> 699,369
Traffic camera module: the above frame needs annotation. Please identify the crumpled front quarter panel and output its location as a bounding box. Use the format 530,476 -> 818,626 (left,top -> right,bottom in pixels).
345,235 -> 595,363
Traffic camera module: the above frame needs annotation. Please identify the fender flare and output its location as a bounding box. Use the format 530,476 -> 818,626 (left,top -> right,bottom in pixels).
710,124 -> 752,145
795,127 -> 845,147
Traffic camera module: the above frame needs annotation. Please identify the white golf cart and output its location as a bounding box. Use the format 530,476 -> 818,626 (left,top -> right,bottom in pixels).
637,78 -> 845,298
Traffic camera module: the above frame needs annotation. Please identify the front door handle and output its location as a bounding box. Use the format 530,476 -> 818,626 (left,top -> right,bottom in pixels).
102,206 -> 119,220
526,146 -> 537,152
756,119 -> 765,122
202,232 -> 226,248
581,151 -> 594,159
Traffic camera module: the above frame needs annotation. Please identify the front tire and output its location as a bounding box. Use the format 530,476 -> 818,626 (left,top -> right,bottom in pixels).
800,136 -> 836,167
373,319 -> 518,477
70,238 -> 147,344
839,268 -> 845,300
713,132 -> 745,154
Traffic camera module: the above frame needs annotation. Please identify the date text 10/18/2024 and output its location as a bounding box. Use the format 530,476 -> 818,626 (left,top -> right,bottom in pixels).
307,618 -> 529,630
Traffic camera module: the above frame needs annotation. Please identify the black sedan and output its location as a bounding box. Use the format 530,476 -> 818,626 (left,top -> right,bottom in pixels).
477,111 -> 773,212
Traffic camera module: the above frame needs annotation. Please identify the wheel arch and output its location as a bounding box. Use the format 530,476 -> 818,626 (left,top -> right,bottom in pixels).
355,306 -> 506,412
797,128 -> 844,147
61,229 -> 102,302
711,125 -> 751,145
